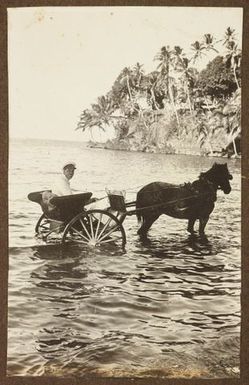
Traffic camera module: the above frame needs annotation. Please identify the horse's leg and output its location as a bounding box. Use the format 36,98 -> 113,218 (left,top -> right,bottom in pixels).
187,218 -> 196,234
199,216 -> 209,236
137,214 -> 159,237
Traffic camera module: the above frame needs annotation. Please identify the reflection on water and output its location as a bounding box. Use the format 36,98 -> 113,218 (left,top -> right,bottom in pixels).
8,226 -> 240,377
8,140 -> 240,378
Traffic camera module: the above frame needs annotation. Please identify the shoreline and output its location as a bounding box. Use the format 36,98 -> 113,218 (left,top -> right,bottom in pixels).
87,141 -> 241,160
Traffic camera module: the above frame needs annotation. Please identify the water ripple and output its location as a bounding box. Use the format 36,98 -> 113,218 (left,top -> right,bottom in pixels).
8,145 -> 241,378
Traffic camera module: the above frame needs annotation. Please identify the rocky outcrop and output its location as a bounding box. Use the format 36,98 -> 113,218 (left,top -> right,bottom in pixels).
88,107 -> 240,158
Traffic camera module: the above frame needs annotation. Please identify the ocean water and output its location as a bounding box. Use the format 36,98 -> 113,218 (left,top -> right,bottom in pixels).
8,138 -> 241,378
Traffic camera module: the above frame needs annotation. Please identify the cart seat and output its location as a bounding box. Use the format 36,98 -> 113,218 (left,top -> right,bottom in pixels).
28,191 -> 93,222
28,190 -> 51,204
28,190 -> 54,216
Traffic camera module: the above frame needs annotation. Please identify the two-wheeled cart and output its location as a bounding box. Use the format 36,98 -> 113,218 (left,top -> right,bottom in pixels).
28,190 -> 133,248
28,188 -> 196,248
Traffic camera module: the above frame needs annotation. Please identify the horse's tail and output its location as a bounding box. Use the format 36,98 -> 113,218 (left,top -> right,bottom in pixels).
136,210 -> 142,225
136,194 -> 143,225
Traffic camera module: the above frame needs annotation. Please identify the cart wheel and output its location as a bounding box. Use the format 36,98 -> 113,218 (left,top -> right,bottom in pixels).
61,209 -> 126,248
35,213 -> 64,243
35,213 -> 50,234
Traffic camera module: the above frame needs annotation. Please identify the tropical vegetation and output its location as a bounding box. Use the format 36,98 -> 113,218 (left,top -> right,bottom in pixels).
77,27 -> 241,157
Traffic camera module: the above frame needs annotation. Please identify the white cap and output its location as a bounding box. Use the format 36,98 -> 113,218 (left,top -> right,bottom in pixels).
62,161 -> 76,170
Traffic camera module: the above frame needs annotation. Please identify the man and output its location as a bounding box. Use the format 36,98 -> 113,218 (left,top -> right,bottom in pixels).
42,161 -> 97,220
41,161 -> 77,222
52,161 -> 76,196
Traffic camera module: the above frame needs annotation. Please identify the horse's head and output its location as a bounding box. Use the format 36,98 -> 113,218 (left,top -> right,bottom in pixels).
208,163 -> 233,194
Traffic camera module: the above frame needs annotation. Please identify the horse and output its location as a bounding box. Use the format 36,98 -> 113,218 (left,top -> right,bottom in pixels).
136,163 -> 233,238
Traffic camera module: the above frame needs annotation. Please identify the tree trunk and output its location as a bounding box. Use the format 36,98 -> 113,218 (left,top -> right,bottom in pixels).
186,88 -> 193,114
203,94 -> 211,112
150,88 -> 159,110
185,83 -> 195,124
126,77 -> 132,100
168,81 -> 181,132
207,135 -> 214,155
203,128 -> 214,155
233,65 -> 240,90
232,138 -> 238,156
89,127 -> 95,141
208,140 -> 214,155
227,125 -> 240,156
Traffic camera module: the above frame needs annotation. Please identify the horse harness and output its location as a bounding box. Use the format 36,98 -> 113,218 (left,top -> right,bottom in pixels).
175,178 -> 217,212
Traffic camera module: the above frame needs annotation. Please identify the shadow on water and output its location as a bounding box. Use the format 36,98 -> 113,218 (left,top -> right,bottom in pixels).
14,230 -> 239,377
139,232 -> 213,254
134,229 -> 228,267
29,243 -> 126,295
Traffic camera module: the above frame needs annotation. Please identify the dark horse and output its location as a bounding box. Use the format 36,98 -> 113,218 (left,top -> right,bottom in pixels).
136,163 -> 233,237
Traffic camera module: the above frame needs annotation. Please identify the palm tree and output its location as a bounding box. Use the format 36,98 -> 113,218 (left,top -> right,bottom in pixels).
217,90 -> 241,156
120,67 -> 134,100
191,33 -> 218,62
223,27 -> 236,46
154,46 -> 171,97
77,95 -> 124,137
144,72 -> 161,110
197,113 -> 215,156
172,46 -> 194,116
131,63 -> 146,114
225,41 -> 241,90
203,34 -> 218,54
223,27 -> 241,89
154,46 -> 180,127
190,35 -> 222,111
191,41 -> 206,63
132,62 -> 144,89
77,109 -> 105,135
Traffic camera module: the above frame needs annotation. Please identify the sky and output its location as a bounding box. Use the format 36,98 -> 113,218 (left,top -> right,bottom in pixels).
8,6 -> 243,142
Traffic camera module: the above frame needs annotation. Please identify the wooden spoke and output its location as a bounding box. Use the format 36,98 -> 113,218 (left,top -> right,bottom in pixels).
99,236 -> 123,244
66,237 -> 90,245
95,217 -> 113,241
35,214 -> 49,233
70,226 -> 91,242
89,214 -> 95,239
97,225 -> 119,242
79,218 -> 91,239
42,224 -> 62,238
94,213 -> 103,238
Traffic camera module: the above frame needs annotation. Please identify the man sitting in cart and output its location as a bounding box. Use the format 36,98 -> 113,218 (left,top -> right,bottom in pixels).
42,161 -> 120,226
52,161 -> 77,196
41,161 -> 96,218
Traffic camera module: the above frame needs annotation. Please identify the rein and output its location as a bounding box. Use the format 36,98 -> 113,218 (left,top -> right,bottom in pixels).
134,178 -> 217,197
128,178 -> 218,215
126,190 -> 215,215
91,172 -> 221,208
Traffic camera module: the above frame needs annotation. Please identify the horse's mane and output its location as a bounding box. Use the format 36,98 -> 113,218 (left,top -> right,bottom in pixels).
198,164 -> 217,181
199,171 -> 210,180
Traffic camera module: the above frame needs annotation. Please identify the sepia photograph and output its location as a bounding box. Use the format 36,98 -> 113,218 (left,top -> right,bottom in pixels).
7,5 -> 242,380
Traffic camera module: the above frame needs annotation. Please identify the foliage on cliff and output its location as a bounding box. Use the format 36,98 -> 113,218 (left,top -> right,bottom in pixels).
77,27 -> 241,156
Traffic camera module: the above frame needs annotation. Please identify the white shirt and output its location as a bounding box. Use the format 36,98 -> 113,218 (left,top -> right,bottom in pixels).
52,174 -> 72,196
